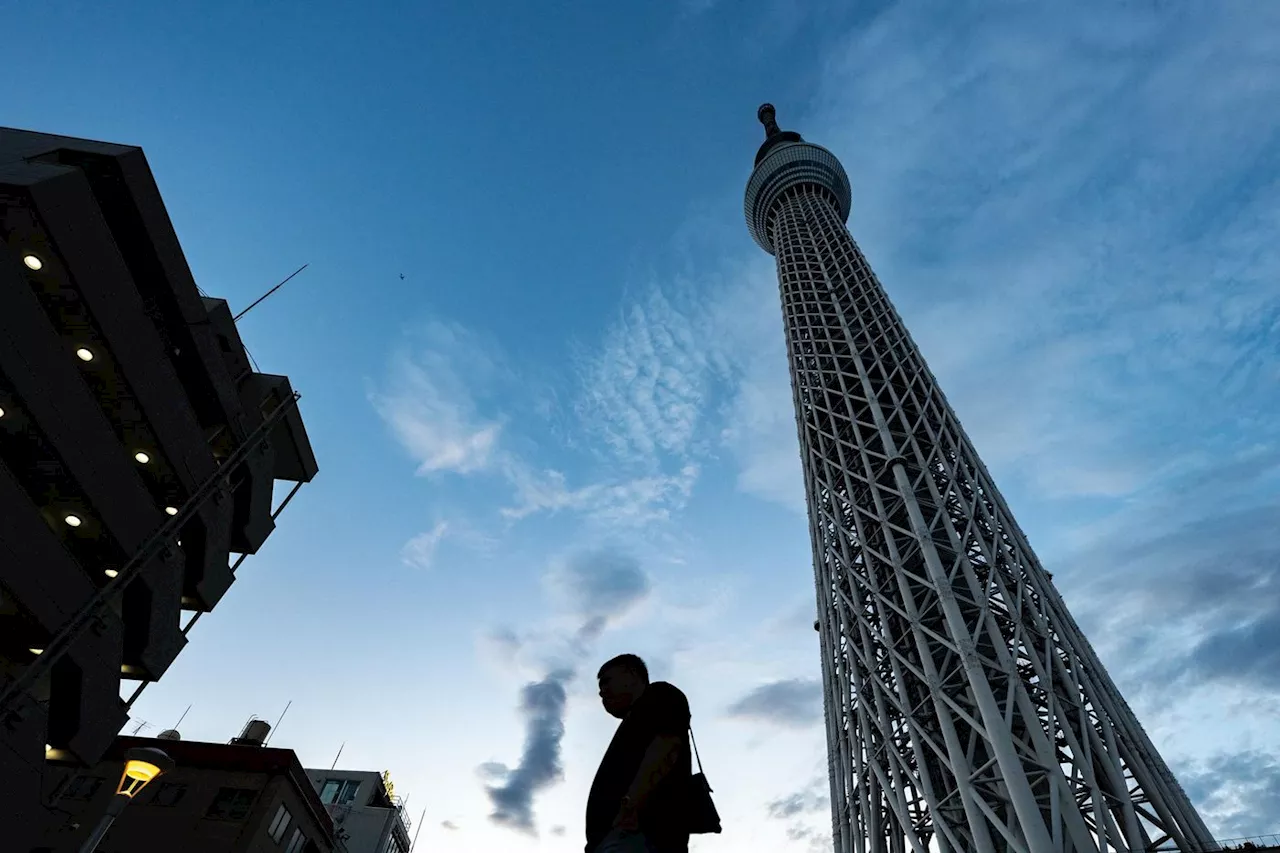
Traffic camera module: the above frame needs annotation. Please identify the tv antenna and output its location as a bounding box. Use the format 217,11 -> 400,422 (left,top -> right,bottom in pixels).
264,700 -> 292,746
234,263 -> 309,322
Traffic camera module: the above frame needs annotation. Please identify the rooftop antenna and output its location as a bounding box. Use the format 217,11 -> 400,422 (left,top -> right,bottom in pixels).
264,700 -> 292,746
129,719 -> 152,735
173,703 -> 192,730
329,741 -> 345,771
410,808 -> 426,852
233,263 -> 309,322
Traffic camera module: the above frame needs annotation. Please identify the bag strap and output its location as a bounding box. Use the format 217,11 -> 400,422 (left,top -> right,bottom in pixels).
688,725 -> 706,776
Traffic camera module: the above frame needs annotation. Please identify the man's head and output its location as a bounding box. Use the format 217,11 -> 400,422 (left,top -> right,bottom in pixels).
597,653 -> 649,719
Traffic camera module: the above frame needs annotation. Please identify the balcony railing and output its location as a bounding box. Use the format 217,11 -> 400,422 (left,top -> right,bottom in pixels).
1211,836 -> 1280,852
390,796 -> 413,837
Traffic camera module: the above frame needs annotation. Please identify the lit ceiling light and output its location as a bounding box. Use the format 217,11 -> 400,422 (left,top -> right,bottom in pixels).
23,254 -> 43,271
164,506 -> 178,516
0,406 -> 6,418
75,347 -> 94,362
104,569 -> 119,578
28,648 -> 43,655
134,451 -> 151,464
63,514 -> 82,528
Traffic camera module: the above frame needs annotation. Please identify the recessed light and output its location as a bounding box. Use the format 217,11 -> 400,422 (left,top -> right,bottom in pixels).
134,451 -> 151,464
164,506 -> 178,516
104,569 -> 119,578
75,348 -> 94,362
63,514 -> 82,528
23,254 -> 43,271
28,648 -> 43,655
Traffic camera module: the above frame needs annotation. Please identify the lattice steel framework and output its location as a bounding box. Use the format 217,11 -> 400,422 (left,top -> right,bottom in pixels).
743,105 -> 1217,853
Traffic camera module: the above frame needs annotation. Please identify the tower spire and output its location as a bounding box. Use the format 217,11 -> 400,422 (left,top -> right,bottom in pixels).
750,103 -> 805,168
757,103 -> 781,138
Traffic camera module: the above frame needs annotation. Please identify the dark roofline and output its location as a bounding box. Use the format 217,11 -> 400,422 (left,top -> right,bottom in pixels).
112,736 -> 335,840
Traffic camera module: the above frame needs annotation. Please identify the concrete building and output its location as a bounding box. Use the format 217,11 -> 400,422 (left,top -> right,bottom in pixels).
34,723 -> 341,852
0,127 -> 318,849
304,768 -> 412,853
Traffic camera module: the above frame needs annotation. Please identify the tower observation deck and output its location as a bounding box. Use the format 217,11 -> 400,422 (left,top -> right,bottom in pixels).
744,104 -> 1218,853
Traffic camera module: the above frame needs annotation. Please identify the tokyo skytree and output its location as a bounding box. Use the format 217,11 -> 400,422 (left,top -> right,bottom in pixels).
744,105 -> 1218,853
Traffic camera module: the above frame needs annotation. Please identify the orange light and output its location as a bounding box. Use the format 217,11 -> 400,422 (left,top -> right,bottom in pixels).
116,747 -> 174,798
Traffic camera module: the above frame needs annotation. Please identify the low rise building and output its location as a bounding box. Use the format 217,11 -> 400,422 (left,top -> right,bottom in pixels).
34,722 -> 340,852
305,768 -> 412,853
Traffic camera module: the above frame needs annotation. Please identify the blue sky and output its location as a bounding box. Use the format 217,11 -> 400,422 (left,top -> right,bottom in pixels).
9,1 -> 1280,849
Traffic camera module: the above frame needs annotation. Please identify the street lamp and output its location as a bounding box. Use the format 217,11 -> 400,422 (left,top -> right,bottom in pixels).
78,746 -> 174,853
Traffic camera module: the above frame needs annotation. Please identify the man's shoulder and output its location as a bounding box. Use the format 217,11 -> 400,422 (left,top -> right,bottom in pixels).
642,681 -> 691,717
647,681 -> 688,701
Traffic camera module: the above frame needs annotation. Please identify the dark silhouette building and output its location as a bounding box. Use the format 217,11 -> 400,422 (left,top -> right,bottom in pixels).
34,726 -> 340,852
0,128 -> 318,848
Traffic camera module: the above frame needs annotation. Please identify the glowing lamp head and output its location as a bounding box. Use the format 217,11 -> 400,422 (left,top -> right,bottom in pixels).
63,514 -> 82,528
75,348 -> 94,362
104,569 -> 119,578
164,506 -> 178,516
23,254 -> 44,271
134,451 -> 151,464
117,747 -> 174,798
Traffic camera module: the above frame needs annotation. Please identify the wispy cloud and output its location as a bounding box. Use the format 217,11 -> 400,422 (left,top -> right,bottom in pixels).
725,678 -> 822,728
575,287 -> 723,471
766,788 -> 827,820
765,776 -> 832,853
374,316 -> 704,532
370,321 -> 504,476
1179,750 -> 1280,837
798,4 -> 1280,501
501,462 -> 699,527
399,521 -> 449,570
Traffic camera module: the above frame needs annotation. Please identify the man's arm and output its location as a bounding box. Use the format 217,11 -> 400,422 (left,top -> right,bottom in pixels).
622,733 -> 684,812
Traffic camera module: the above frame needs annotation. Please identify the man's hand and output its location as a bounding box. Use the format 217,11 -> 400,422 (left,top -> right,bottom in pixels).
612,797 -> 640,831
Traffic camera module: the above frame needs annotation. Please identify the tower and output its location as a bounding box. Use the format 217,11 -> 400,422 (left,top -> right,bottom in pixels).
744,105 -> 1217,853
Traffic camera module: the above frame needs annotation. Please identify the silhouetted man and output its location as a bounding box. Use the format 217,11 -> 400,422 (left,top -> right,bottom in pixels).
586,654 -> 692,853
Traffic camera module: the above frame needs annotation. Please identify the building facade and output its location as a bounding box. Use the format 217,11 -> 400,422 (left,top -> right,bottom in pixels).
304,768 -> 412,853
34,727 -> 340,853
0,127 -> 318,849
744,104 -> 1217,853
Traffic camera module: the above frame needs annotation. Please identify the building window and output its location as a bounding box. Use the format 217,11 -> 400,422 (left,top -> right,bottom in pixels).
63,776 -> 105,801
268,804 -> 293,842
318,778 -> 360,805
284,827 -> 306,853
206,787 -> 258,820
149,782 -> 187,807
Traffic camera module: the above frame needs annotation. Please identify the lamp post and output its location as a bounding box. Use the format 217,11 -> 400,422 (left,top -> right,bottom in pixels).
78,746 -> 174,853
